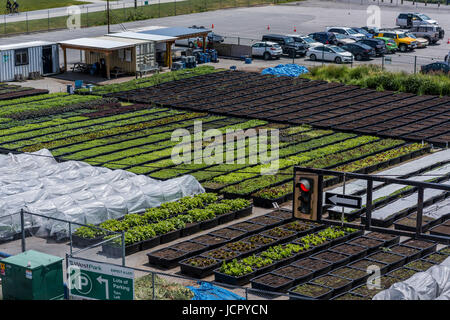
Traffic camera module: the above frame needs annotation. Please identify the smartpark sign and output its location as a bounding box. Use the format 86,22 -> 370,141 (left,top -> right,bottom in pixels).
67,258 -> 134,300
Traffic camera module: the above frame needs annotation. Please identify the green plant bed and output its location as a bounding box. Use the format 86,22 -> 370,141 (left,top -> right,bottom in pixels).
134,274 -> 194,300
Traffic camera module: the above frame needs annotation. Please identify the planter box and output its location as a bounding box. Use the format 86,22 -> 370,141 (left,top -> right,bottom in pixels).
265,209 -> 294,221
348,258 -> 389,275
159,229 -> 181,244
246,215 -> 284,229
429,225 -> 450,237
229,221 -> 266,235
209,227 -> 248,242
366,251 -> 407,272
422,252 -> 449,265
102,242 -> 140,257
309,274 -> 353,298
288,283 -> 333,300
240,234 -> 279,252
191,234 -> 229,250
181,222 -> 201,237
330,266 -> 370,288
401,239 -> 437,257
201,249 -> 241,263
387,267 -> 418,281
146,248 -> 188,269
272,265 -> 314,286
234,206 -> 253,219
250,273 -> 295,293
179,257 -> 221,278
217,211 -> 236,224
214,269 -> 257,287
346,236 -> 385,254
252,194 -> 287,209
388,244 -> 423,263
141,236 -> 161,250
260,228 -> 297,243
328,243 -> 368,262
291,257 -> 333,278
365,232 -> 400,247
404,259 -> 435,272
311,251 -> 351,269
200,217 -> 220,231
169,240 -> 208,257
72,234 -> 105,248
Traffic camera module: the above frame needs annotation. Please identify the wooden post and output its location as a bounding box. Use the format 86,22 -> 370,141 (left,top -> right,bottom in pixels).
105,51 -> 111,79
202,35 -> 206,52
63,47 -> 68,73
166,42 -> 173,69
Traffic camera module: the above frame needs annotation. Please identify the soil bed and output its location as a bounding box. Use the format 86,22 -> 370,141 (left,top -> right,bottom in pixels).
405,259 -> 435,271
388,267 -> 417,281
289,283 -> 333,300
209,228 -> 247,241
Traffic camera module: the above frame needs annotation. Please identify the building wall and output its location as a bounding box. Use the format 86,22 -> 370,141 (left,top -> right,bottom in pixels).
0,44 -> 59,82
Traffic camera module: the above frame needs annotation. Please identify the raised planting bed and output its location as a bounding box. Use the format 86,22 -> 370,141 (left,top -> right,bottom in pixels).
199,216 -> 220,231
367,251 -> 407,271
293,233 -> 332,253
311,251 -> 351,269
140,236 -> 162,250
332,293 -> 371,300
265,209 -> 294,221
365,232 -> 400,247
169,240 -> 208,257
393,214 -> 437,232
288,283 -> 333,300
388,267 -> 418,281
202,248 -> 241,262
214,255 -> 273,286
310,274 -> 353,297
438,246 -> 450,255
291,258 -> 333,278
350,284 -> 384,299
272,265 -> 314,285
234,205 -> 253,219
388,245 -> 423,263
429,225 -> 450,237
101,242 -> 141,257
246,215 -> 283,229
191,234 -> 228,250
423,252 -> 448,264
208,228 -> 247,242
261,227 -> 297,243
180,222 -> 201,237
401,239 -> 437,257
328,243 -> 368,262
159,228 -> 182,244
224,241 -> 259,257
348,258 -> 389,275
280,221 -> 317,237
329,266 -> 370,288
347,236 -> 385,254
404,259 -> 435,272
71,234 -> 105,248
229,221 -> 266,234
241,234 -> 277,250
146,248 -> 188,269
250,273 -> 295,293
179,256 -> 221,278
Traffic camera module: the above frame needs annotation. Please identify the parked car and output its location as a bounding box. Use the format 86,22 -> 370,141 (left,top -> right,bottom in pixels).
286,34 -> 322,48
251,41 -> 282,60
351,27 -> 373,38
374,37 -> 398,54
261,34 -> 307,57
308,32 -> 338,45
374,31 -> 417,52
333,33 -> 356,47
356,38 -> 387,56
406,25 -> 441,44
341,43 -> 375,60
306,45 -> 353,64
420,61 -> 450,74
404,32 -> 428,48
446,51 -> 450,64
361,26 -> 381,36
396,13 -> 438,28
325,27 -> 366,40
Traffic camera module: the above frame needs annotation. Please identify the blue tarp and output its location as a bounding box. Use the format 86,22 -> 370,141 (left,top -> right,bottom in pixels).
261,64 -> 309,77
187,282 -> 246,300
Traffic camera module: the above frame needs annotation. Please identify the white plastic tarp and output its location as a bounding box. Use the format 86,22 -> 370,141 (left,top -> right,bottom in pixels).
373,256 -> 450,300
0,149 -> 205,239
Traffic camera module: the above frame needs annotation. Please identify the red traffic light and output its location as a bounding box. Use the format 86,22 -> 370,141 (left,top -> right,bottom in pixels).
299,179 -> 311,192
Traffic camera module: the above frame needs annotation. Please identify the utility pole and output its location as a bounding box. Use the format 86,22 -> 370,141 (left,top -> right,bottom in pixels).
107,0 -> 110,34
135,0 -> 138,9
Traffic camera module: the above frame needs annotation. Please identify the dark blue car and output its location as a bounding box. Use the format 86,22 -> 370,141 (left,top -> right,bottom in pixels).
420,62 -> 450,74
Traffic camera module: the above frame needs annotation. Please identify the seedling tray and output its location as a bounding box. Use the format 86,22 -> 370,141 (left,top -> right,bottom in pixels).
291,257 -> 333,278
240,234 -> 278,251
261,228 -> 297,243
72,234 -> 105,248
388,244 -> 423,263
199,217 -> 220,231
347,236 -> 385,254
169,240 -> 208,257
429,225 -> 450,237
348,258 -> 389,275
159,229 -> 181,244
422,252 -> 448,265
280,221 -> 317,238
209,227 -> 248,242
217,211 -> 236,224
191,234 -> 229,250
404,259 -> 435,272
201,248 -> 241,263
229,221 -> 266,235
265,209 -> 294,221
328,243 -> 368,262
387,267 -> 418,281
330,266 -> 370,288
234,205 -> 253,219
146,248 -> 188,269
366,251 -> 407,272
288,283 -> 334,300
401,239 -> 437,257
102,242 -> 140,257
309,274 -> 353,298
246,215 -> 284,229
272,265 -> 314,286
179,256 -> 221,278
250,273 -> 295,293
365,232 -> 400,247
181,222 -> 201,237
311,251 -> 351,269
252,194 -> 288,209
214,269 -> 257,287
141,236 -> 161,250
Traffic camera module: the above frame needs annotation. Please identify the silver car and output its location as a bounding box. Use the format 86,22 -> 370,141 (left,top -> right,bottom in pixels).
306,45 -> 353,64
251,41 -> 283,60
